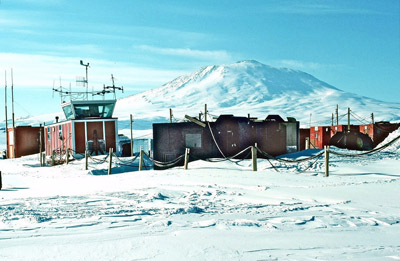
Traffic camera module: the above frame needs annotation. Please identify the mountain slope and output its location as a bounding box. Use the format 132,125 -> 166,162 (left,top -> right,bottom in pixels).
115,60 -> 400,127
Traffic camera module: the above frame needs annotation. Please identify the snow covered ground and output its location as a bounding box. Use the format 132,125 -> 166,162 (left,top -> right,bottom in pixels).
1,130 -> 399,260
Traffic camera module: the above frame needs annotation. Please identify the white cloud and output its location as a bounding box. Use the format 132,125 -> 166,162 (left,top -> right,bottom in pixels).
269,59 -> 345,71
0,53 -> 187,92
136,45 -> 232,61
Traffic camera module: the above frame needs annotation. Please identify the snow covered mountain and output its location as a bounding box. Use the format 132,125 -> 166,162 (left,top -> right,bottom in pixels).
115,60 -> 400,127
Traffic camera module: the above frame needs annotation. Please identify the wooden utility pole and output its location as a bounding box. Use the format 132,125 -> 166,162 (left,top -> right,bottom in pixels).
11,69 -> 15,158
0,171 -> 2,190
204,104 -> 207,122
184,148 -> 190,170
251,145 -> 257,171
4,70 -> 8,159
324,146 -> 329,177
39,127 -> 43,167
347,107 -> 350,132
336,104 -> 339,126
371,113 -> 374,124
169,108 -> 173,123
130,114 -> 133,157
108,148 -> 113,175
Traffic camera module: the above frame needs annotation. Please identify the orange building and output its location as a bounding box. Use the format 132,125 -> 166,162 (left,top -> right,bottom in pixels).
7,126 -> 45,158
44,100 -> 119,157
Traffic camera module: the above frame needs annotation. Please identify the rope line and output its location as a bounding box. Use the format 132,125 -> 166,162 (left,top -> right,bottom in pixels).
207,121 -> 226,158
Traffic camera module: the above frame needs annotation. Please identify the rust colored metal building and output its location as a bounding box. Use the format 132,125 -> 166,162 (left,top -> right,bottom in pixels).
309,126 -> 332,149
153,114 -> 300,168
359,122 -> 400,147
6,126 -> 45,158
45,100 -> 118,156
310,124 -> 363,149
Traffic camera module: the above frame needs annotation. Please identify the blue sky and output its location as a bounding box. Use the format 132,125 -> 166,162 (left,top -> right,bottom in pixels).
0,0 -> 399,121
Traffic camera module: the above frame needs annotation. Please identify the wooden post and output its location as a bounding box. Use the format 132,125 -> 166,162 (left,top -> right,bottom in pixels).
42,153 -> 46,166
66,148 -> 69,165
204,104 -> 207,122
39,127 -> 43,167
251,146 -> 257,171
108,148 -> 113,175
85,150 -> 88,170
347,107 -> 350,132
305,137 -> 310,150
336,104 -> 339,126
139,148 -> 144,171
130,114 -> 133,157
169,108 -> 173,123
184,148 -> 190,170
51,150 -> 55,166
0,171 -> 2,190
324,146 -> 329,177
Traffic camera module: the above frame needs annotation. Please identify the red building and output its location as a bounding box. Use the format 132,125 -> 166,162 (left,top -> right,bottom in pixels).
359,122 -> 400,147
6,126 -> 45,158
44,100 -> 119,157
309,126 -> 332,149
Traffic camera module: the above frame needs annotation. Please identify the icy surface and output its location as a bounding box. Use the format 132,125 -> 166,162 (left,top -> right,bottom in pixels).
1,135 -> 400,260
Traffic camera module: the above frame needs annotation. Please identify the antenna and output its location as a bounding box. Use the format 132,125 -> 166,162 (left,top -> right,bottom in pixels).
59,76 -> 63,103
11,69 -> 15,130
54,61 -> 123,102
4,70 -> 8,158
11,68 -> 15,158
92,74 -> 123,99
79,60 -> 89,100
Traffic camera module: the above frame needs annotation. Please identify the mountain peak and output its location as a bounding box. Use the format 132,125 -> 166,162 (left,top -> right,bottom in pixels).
116,60 -> 400,126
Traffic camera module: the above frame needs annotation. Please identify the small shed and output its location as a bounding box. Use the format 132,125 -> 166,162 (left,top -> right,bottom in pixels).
6,126 -> 45,158
44,100 -> 119,157
153,114 -> 300,169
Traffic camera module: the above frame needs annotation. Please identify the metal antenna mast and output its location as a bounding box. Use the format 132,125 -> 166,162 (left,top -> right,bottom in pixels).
80,60 -> 89,100
4,70 -> 8,158
93,74 -> 124,99
11,68 -> 15,158
11,69 -> 15,130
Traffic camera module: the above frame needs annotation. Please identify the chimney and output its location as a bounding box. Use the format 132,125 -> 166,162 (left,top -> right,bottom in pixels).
55,116 -> 59,123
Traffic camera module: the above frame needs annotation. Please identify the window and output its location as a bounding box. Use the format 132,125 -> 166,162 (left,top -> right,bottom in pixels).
74,103 -> 115,119
47,128 -> 51,141
185,133 -> 202,148
62,104 -> 74,120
